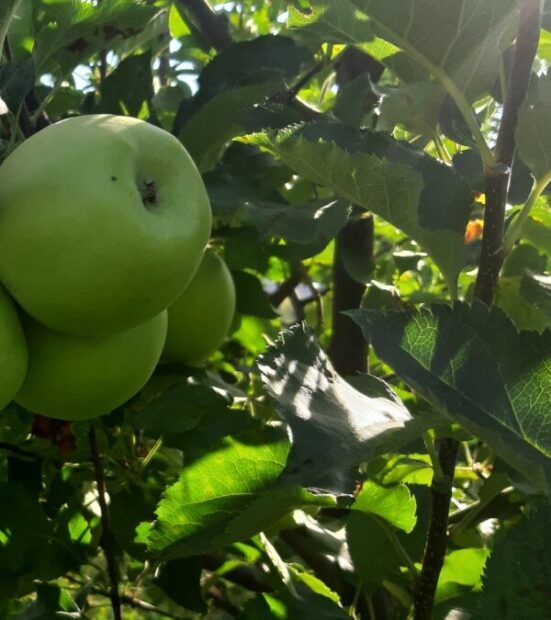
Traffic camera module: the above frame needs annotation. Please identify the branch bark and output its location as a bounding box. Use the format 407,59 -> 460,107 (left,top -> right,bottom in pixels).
89,423 -> 122,620
414,3 -> 541,618
413,438 -> 459,620
474,0 -> 541,304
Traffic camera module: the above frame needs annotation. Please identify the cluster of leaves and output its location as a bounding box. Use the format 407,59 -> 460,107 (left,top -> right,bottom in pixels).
1,0 -> 551,619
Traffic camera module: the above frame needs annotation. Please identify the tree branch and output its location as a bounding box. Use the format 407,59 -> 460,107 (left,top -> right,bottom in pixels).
89,423 -> 122,620
174,0 -> 232,51
474,0 -> 541,304
413,438 -> 459,620
414,6 -> 541,618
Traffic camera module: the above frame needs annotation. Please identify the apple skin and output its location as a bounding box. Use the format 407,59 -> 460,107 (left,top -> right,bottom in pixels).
0,286 -> 28,411
163,250 -> 236,367
0,114 -> 212,337
16,311 -> 168,421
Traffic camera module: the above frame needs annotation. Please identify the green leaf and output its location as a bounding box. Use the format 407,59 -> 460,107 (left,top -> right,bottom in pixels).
357,0 -> 516,99
147,427 -> 292,559
179,35 -> 313,170
180,82 -> 281,171
495,276 -> 551,331
260,120 -> 471,289
293,0 -> 516,101
0,59 -> 34,113
349,303 -> 551,490
33,0 -> 156,74
473,501 -> 551,619
520,271 -> 551,317
244,199 -> 350,258
352,480 -> 417,533
98,51 -> 154,117
232,270 -> 279,318
516,71 -> 551,181
346,512 -> 403,591
134,383 -> 227,436
435,548 -> 489,603
257,325 -> 432,492
378,81 -> 445,137
154,557 -> 206,613
12,583 -> 80,619
0,483 -> 71,598
288,1 -> 376,45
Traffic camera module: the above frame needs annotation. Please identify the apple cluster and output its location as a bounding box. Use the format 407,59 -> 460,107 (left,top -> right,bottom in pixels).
0,115 -> 235,421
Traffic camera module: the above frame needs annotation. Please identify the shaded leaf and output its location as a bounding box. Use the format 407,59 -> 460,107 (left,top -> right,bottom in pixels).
517,71 -> 551,180
349,303 -> 551,490
0,59 -> 34,113
473,501 -> 551,619
98,51 -> 153,116
257,325 -> 431,492
232,270 -> 278,318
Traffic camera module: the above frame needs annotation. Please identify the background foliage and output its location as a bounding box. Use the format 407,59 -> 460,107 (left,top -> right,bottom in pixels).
1,1 -> 550,619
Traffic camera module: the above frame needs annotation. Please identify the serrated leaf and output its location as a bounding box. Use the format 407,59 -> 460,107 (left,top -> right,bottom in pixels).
353,480 -> 417,533
349,303 -> 551,490
261,121 -> 471,289
516,71 -> 551,181
257,325 -> 433,492
221,486 -> 336,544
473,501 -> 551,619
147,427 -> 291,559
435,548 -> 489,603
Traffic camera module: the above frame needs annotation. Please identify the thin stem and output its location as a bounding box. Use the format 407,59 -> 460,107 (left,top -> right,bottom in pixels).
0,0 -> 21,66
502,169 -> 551,255
30,78 -> 63,124
88,423 -> 122,620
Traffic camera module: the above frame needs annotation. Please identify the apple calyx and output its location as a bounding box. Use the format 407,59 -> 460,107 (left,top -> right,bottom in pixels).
138,179 -> 157,207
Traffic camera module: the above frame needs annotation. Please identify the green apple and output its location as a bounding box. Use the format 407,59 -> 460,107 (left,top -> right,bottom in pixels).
0,286 -> 28,411
0,114 -> 212,337
163,249 -> 236,367
16,311 -> 167,421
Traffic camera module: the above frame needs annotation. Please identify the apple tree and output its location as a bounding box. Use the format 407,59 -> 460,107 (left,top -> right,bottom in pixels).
0,1 -> 551,619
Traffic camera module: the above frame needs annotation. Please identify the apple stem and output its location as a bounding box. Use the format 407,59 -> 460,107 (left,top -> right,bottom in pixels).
89,422 -> 123,620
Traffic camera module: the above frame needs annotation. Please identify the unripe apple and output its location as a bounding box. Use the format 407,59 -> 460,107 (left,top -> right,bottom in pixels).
0,286 -> 27,411
0,115 -> 212,337
163,249 -> 236,367
16,311 -> 167,421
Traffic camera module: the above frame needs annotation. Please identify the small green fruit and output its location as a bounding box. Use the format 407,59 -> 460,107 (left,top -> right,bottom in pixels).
0,286 -> 27,411
0,114 -> 212,336
163,250 -> 236,367
16,312 -> 168,421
